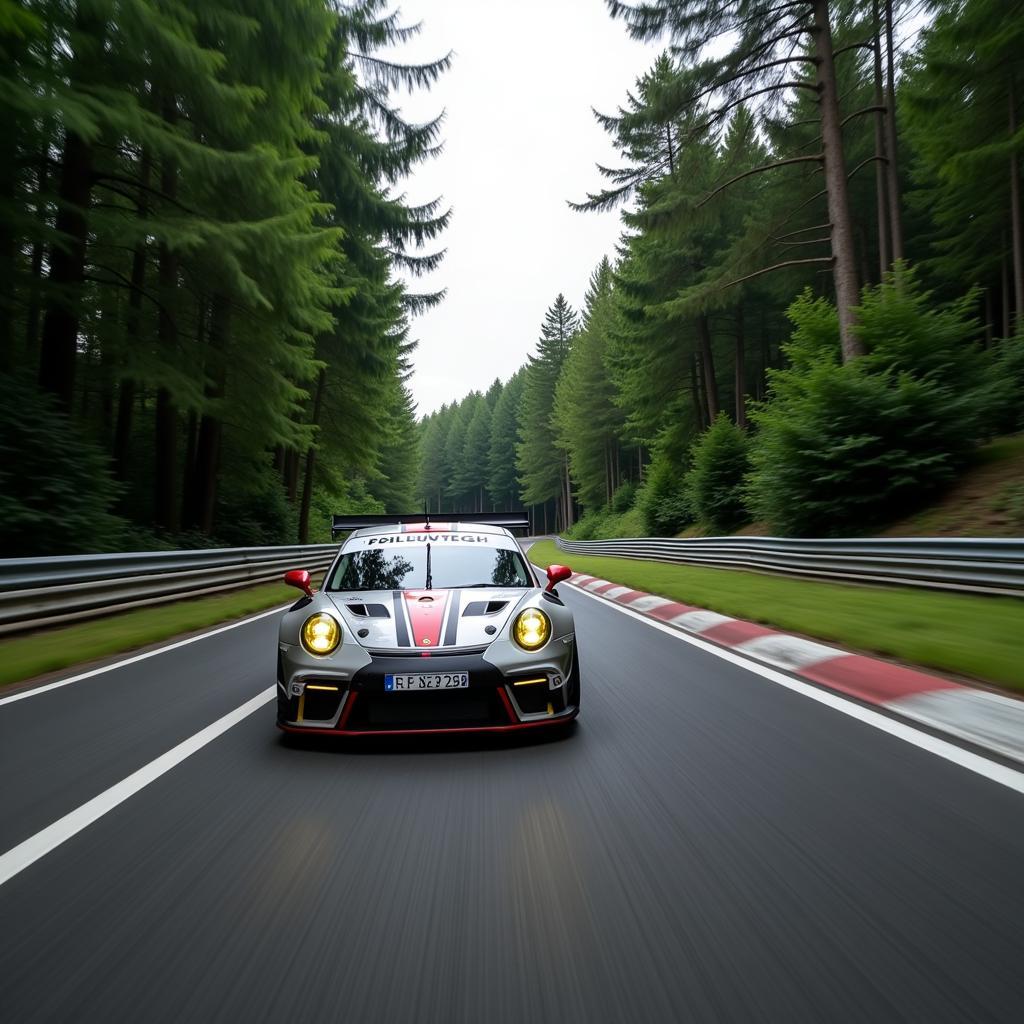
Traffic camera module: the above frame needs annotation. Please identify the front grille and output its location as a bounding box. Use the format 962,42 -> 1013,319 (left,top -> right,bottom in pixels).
349,689 -> 508,730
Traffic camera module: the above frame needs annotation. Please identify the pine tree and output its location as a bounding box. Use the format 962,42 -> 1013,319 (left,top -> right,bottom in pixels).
553,258 -> 627,509
516,294 -> 580,529
488,370 -> 525,510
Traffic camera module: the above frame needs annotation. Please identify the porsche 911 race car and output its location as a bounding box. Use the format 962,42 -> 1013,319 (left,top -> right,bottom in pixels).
276,514 -> 579,736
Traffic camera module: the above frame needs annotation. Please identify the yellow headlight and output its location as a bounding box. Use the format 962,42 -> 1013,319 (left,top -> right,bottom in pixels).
301,612 -> 341,656
513,607 -> 551,651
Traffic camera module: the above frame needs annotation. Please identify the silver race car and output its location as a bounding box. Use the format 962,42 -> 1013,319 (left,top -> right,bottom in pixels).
277,514 -> 579,737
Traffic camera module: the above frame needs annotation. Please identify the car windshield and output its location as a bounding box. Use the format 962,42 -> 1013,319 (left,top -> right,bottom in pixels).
327,544 -> 532,591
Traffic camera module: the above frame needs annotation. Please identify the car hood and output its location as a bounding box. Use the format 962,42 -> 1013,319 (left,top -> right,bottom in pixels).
324,588 -> 532,652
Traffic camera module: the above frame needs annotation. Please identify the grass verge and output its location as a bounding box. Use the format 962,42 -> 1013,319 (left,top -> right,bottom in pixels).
0,581 -> 297,689
530,540 -> 1024,691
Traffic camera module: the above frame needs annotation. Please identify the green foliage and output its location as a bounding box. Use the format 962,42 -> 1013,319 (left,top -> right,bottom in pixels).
747,358 -> 971,538
1,0 -> 447,554
215,465 -> 298,548
685,414 -> 750,533
637,450 -> 691,536
488,371 -> 524,509
611,480 -> 637,515
0,374 -> 124,555
986,338 -> 1024,434
517,294 -> 580,506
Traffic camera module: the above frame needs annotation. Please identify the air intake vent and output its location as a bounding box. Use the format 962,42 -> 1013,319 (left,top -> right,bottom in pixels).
463,600 -> 509,616
347,604 -> 391,618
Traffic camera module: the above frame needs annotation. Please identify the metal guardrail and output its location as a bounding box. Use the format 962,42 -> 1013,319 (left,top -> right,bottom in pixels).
554,536 -> 1024,596
0,544 -> 338,634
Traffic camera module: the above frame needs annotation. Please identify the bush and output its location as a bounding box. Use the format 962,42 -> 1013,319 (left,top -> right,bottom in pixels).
215,466 -> 297,547
637,451 -> 691,536
747,360 -> 971,535
564,509 -> 608,540
0,374 -> 125,556
985,337 -> 1024,434
684,414 -> 750,533
746,278 -> 986,536
610,480 -> 637,515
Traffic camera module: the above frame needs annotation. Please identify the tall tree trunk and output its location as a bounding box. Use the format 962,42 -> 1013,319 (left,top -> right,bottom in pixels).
883,0 -> 905,264
113,147 -> 152,481
734,303 -> 747,429
181,409 -> 198,523
284,449 -> 300,503
38,127 -> 93,411
812,0 -> 863,360
298,367 -> 326,543
690,353 -> 706,430
0,116 -> 17,371
154,98 -> 179,532
696,314 -> 719,421
1002,245 -> 1012,339
23,20 -> 56,360
872,0 -> 891,278
192,298 -> 231,535
1009,78 -> 1024,335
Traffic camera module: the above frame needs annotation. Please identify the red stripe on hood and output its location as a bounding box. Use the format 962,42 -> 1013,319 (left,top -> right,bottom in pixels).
403,590 -> 449,648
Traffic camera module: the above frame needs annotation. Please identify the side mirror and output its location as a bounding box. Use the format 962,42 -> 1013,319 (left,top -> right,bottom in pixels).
284,569 -> 314,598
545,564 -> 572,593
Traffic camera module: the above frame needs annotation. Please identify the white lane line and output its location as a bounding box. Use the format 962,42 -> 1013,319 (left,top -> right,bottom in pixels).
0,687 -> 275,887
565,581 -> 1024,796
0,605 -> 286,708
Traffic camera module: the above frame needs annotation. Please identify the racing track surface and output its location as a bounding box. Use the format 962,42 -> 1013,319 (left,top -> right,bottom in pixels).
1,584 -> 1023,1022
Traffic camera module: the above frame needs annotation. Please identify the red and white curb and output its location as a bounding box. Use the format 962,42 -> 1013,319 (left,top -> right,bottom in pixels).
568,572 -> 1024,765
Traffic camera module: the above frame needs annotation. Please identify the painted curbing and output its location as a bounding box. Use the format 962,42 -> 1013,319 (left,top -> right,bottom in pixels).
565,571 -> 1024,765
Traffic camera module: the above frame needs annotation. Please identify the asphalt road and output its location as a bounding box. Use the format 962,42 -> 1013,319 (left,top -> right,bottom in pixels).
1,586 -> 1023,1023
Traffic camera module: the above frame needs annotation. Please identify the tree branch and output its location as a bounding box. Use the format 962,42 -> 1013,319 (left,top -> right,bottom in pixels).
840,104 -> 887,127
778,236 -> 832,249
775,222 -> 832,242
697,156 -> 823,208
715,257 -> 834,292
93,173 -> 197,215
847,155 -> 887,179
687,82 -> 820,141
833,40 -> 875,58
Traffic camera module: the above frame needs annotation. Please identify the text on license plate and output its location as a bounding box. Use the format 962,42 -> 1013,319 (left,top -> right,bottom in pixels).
385,672 -> 470,691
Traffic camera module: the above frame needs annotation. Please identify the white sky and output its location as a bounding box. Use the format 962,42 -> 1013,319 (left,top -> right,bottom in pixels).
385,0 -> 662,415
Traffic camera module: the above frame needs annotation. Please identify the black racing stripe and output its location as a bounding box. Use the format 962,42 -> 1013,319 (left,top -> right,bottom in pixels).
443,591 -> 461,646
393,591 -> 410,646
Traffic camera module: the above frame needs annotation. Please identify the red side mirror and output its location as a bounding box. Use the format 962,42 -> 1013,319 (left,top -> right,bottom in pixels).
284,569 -> 314,598
545,564 -> 572,592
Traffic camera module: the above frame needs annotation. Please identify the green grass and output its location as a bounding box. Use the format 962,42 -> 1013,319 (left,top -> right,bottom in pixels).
530,540 -> 1024,690
0,581 -> 297,689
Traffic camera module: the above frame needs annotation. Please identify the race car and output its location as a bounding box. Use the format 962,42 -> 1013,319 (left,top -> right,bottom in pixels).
276,514 -> 580,737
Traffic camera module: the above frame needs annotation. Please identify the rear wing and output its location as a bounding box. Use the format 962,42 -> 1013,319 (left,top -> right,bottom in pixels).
331,512 -> 530,539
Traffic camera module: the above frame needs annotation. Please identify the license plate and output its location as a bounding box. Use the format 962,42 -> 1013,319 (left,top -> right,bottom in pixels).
384,672 -> 470,692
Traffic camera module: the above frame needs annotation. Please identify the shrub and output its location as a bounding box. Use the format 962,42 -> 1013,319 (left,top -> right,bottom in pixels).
747,360 -> 971,535
746,278 -> 986,536
684,414 -> 750,533
985,337 -> 1024,434
610,480 -> 637,515
564,509 -> 607,540
215,466 -> 297,547
0,374 -> 125,556
637,451 -> 691,536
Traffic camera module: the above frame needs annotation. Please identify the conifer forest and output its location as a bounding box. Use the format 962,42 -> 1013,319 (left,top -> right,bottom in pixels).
2,0 -> 1023,554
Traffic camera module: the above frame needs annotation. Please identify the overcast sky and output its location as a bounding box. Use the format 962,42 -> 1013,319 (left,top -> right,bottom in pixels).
384,0 -> 662,415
